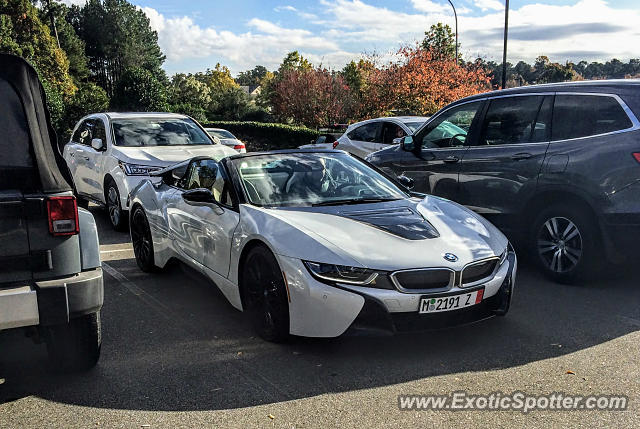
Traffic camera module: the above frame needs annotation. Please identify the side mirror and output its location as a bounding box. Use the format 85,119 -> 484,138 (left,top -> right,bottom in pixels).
400,136 -> 415,151
396,174 -> 415,189
182,188 -> 216,204
91,138 -> 104,151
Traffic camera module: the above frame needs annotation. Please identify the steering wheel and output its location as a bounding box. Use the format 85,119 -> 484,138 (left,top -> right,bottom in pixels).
447,133 -> 467,147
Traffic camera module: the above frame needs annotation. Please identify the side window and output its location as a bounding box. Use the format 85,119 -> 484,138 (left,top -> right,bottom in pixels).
552,94 -> 633,141
417,101 -> 482,149
479,95 -> 550,146
73,120 -> 93,146
183,160 -> 234,207
347,122 -> 380,142
381,122 -> 406,144
92,119 -> 107,144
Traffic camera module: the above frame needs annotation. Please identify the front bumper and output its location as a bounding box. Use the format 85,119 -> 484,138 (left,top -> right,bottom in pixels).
0,267 -> 104,331
278,252 -> 517,337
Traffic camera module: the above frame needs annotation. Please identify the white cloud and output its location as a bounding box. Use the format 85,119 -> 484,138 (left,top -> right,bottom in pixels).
141,7 -> 349,74
274,4 -> 318,20
474,0 -> 505,12
142,1 -> 640,75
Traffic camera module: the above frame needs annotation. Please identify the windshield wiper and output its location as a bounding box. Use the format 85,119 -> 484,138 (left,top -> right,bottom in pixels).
312,197 -> 401,207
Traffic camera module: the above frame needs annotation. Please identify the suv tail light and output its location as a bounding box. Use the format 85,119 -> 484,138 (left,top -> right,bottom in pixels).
233,143 -> 246,151
332,141 -> 340,149
47,196 -> 79,236
633,153 -> 640,163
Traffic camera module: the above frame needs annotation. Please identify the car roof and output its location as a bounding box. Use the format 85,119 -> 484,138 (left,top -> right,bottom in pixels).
103,112 -> 189,120
454,79 -> 640,105
347,116 -> 430,129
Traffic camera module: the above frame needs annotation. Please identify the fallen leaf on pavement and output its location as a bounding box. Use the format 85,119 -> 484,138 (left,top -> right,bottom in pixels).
566,370 -> 576,375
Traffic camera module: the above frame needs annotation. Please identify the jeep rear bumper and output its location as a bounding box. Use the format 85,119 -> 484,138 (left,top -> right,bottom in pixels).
0,267 -> 103,331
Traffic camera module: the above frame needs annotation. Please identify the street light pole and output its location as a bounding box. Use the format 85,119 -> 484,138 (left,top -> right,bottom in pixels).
447,0 -> 458,65
501,0 -> 509,89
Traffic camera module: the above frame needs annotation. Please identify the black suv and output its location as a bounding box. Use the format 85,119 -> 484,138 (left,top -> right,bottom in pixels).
367,80 -> 640,283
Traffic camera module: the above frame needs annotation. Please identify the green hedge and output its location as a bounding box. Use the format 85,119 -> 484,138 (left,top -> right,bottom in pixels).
202,121 -> 320,152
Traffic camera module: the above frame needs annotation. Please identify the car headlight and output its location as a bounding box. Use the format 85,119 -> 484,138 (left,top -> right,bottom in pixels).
499,242 -> 514,266
119,161 -> 162,176
303,261 -> 378,285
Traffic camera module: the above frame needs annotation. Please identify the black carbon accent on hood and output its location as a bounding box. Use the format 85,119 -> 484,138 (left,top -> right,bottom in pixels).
338,207 -> 440,240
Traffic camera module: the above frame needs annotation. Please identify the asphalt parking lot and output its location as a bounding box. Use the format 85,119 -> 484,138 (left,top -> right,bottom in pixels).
1,205 -> 639,428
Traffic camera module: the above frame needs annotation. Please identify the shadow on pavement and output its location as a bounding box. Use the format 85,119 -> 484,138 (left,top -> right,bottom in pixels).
1,221 -> 639,411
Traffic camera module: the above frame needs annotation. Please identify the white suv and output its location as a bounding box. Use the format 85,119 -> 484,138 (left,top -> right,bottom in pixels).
299,116 -> 429,157
63,112 -> 236,230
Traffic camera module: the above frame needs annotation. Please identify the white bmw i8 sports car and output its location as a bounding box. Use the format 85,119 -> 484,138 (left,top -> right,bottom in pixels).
128,149 -> 517,341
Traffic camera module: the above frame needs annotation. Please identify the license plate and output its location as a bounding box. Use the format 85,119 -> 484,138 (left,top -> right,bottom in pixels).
419,288 -> 484,314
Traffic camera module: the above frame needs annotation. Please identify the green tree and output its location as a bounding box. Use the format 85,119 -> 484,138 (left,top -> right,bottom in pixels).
167,73 -> 212,122
278,51 -> 312,73
111,67 -> 168,111
421,23 -> 458,61
236,65 -> 268,86
72,0 -> 166,96
37,1 -> 89,83
61,82 -> 109,134
0,0 -> 75,96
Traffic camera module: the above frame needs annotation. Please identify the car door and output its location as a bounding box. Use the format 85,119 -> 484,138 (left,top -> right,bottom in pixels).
457,94 -> 553,224
82,117 -> 108,201
395,100 -> 485,201
70,119 -> 95,196
196,160 -> 240,277
345,121 -> 382,157
165,160 -> 210,266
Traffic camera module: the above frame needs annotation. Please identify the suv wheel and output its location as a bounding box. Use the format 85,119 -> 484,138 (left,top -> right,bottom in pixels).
106,179 -> 127,231
242,246 -> 290,342
530,204 -> 600,284
131,206 -> 158,272
44,312 -> 102,372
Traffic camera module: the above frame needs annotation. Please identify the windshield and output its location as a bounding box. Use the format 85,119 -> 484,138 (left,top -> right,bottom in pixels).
208,129 -> 236,139
231,153 -> 406,207
112,118 -> 213,147
403,121 -> 426,132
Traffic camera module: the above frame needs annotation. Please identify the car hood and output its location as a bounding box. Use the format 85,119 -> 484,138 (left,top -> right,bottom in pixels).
114,144 -> 236,166
246,197 -> 508,272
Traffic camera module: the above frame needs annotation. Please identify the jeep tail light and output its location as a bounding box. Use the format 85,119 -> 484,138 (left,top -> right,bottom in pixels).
332,141 -> 339,149
47,196 -> 79,236
233,143 -> 246,151
633,153 -> 640,163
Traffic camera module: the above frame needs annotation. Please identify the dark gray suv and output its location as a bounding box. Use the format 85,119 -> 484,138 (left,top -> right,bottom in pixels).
367,80 -> 640,283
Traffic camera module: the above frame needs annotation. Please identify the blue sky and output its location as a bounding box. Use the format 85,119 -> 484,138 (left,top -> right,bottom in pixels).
64,0 -> 640,76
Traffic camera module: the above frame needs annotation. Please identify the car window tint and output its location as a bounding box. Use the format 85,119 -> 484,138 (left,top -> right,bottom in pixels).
185,160 -> 234,206
418,101 -> 482,149
347,122 -> 379,142
92,120 -> 107,143
381,122 -> 406,144
480,96 -> 546,145
73,120 -> 93,146
552,94 -> 633,141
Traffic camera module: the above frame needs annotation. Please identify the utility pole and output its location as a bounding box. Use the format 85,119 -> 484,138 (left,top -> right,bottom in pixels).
447,0 -> 458,65
501,0 -> 509,89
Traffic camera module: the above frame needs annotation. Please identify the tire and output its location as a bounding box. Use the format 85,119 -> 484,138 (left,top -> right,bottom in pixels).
530,204 -> 600,284
44,312 -> 102,372
131,205 -> 158,273
242,246 -> 290,342
105,179 -> 127,231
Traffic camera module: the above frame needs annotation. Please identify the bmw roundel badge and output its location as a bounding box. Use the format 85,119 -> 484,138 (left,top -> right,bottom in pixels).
443,253 -> 458,262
